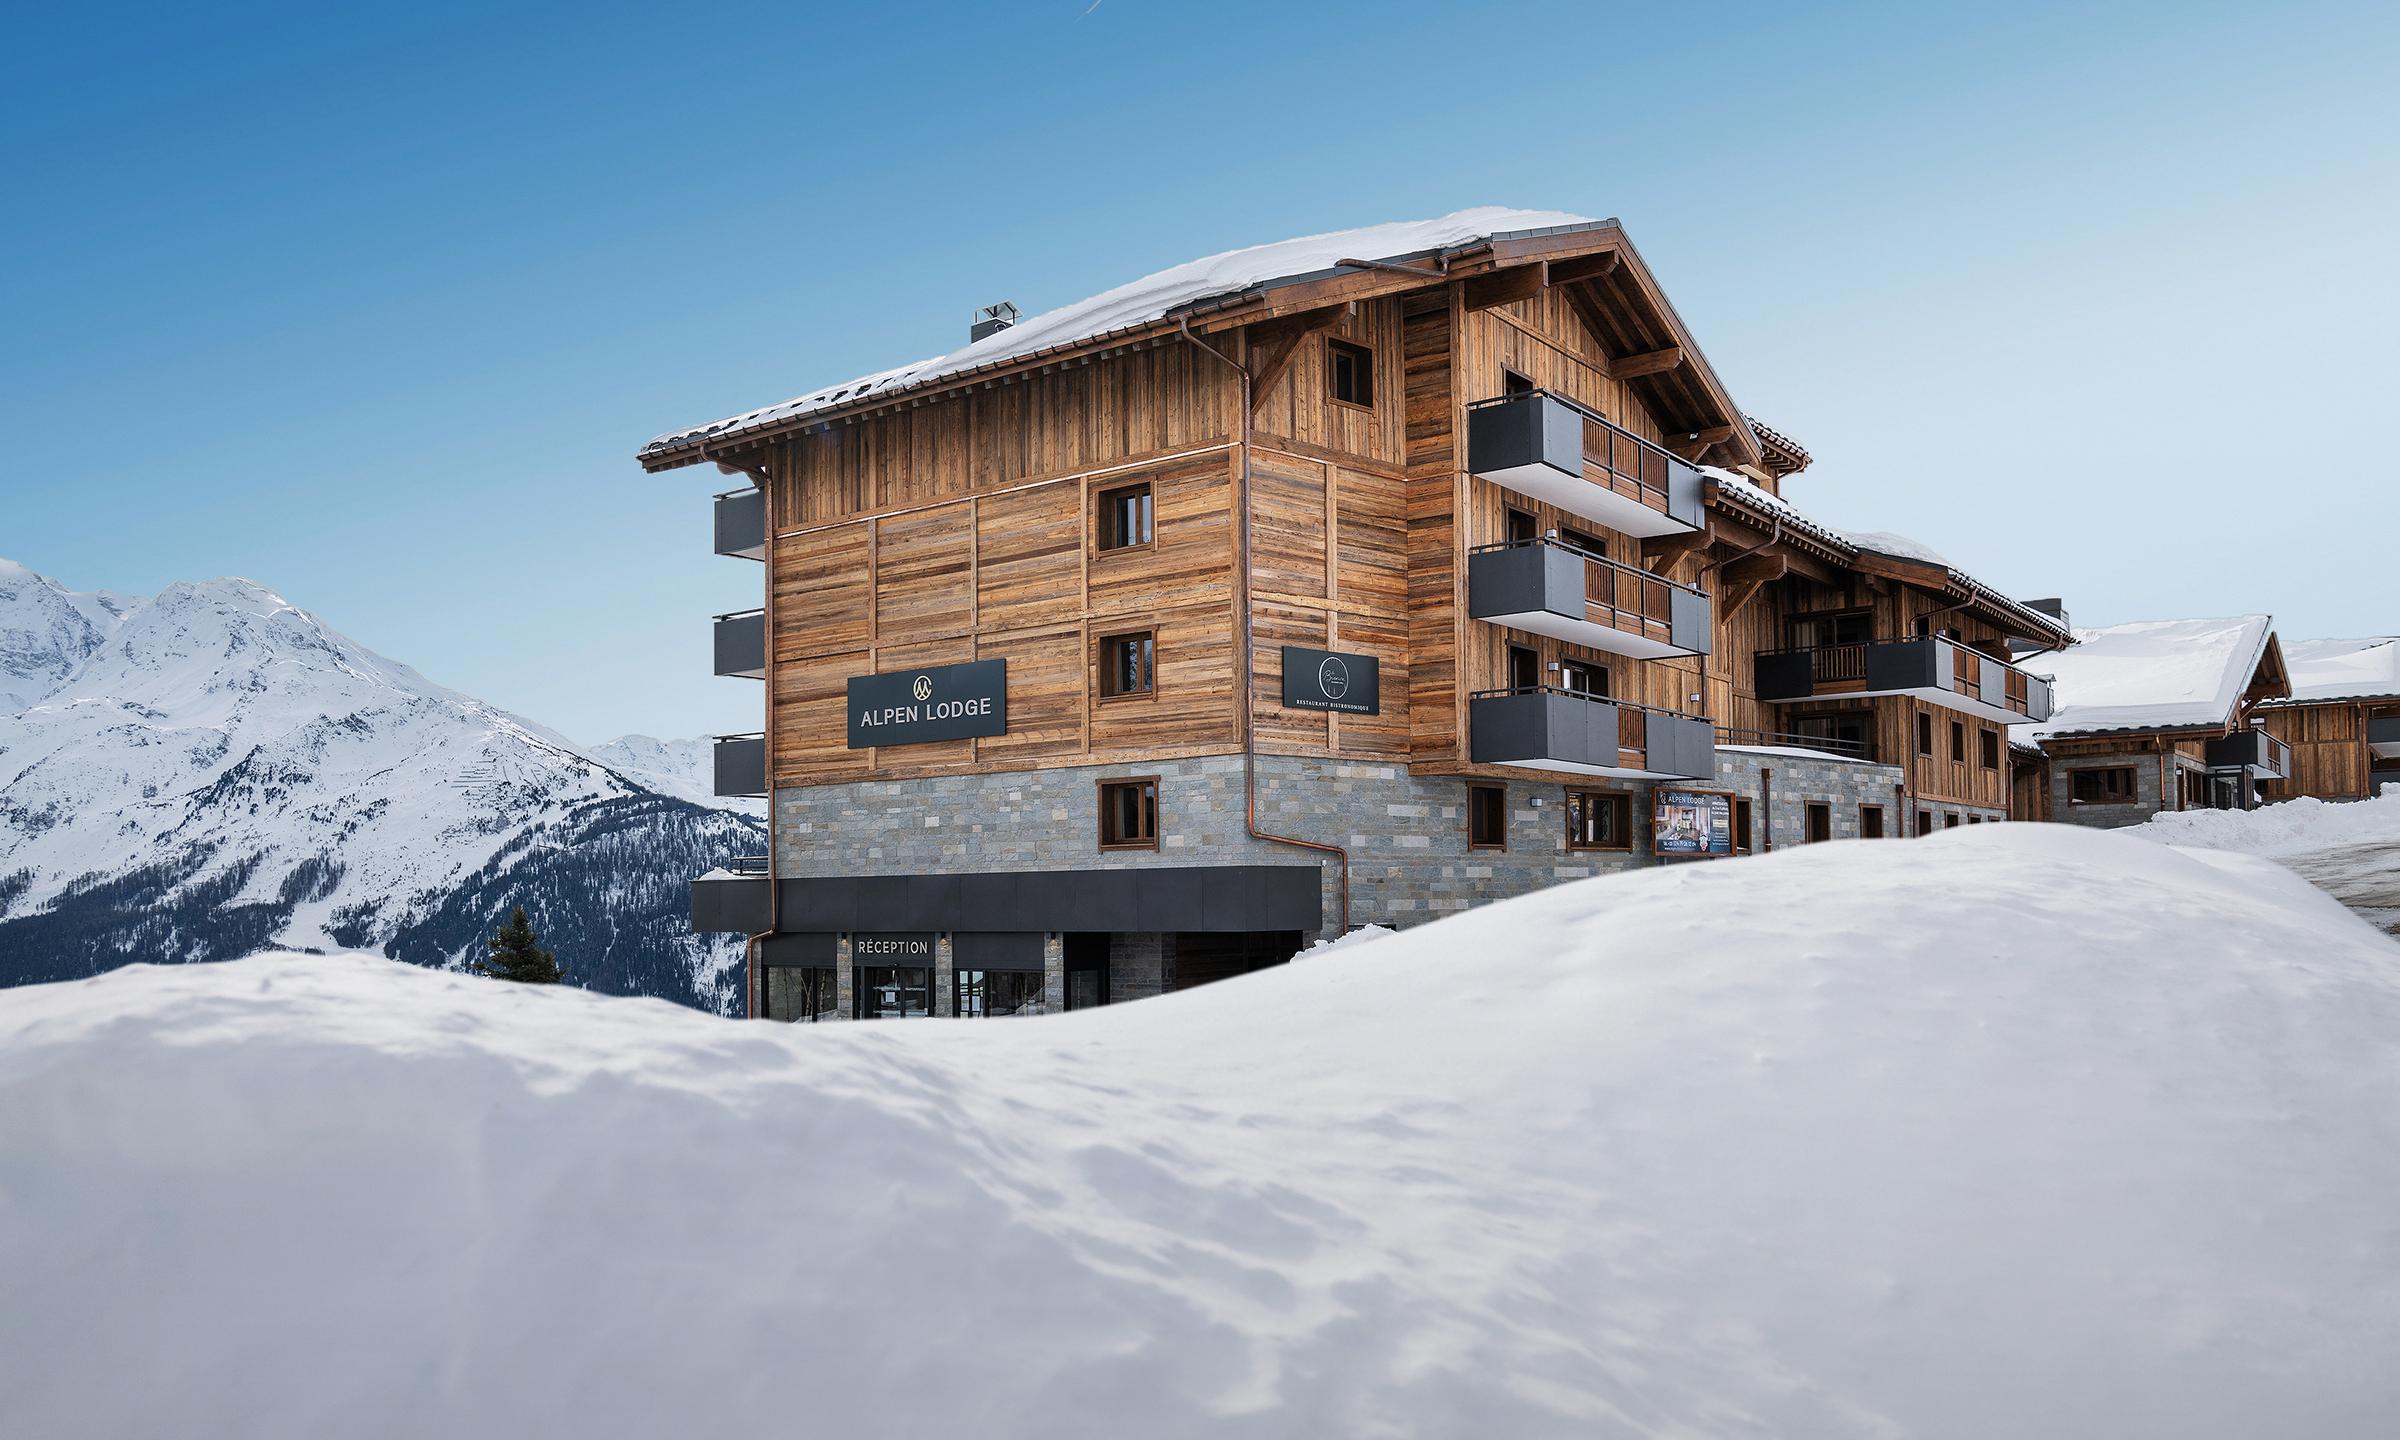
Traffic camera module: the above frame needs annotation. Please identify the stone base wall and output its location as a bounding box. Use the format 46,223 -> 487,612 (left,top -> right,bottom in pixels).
2048,751 -> 2183,830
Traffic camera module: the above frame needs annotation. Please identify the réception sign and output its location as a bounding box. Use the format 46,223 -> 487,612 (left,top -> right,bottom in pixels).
1654,787 -> 1735,857
853,933 -> 936,963
848,659 -> 1007,749
1280,646 -> 1381,715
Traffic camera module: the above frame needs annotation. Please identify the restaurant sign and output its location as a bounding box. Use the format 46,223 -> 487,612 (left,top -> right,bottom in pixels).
848,659 -> 1007,749
1654,787 -> 1735,857
1280,646 -> 1381,715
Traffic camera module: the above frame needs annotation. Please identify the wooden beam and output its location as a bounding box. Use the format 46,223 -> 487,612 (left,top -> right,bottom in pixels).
1543,251 -> 1620,287
1642,528 -> 1715,570
1461,264 -> 1546,312
1667,424 -> 1738,461
1245,305 -> 1348,411
1558,284 -> 1622,372
1722,553 -> 1789,588
1610,345 -> 1684,379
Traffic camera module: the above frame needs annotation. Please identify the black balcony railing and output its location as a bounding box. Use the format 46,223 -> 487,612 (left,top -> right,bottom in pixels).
1463,391 -> 1704,534
714,487 -> 767,560
713,732 -> 767,798
723,854 -> 771,878
1755,636 -> 2055,724
713,608 -> 766,679
1469,685 -> 1717,779
1714,726 -> 1878,764
1467,537 -> 1709,657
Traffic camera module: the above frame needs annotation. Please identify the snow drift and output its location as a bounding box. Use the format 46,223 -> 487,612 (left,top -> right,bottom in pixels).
2139,791 -> 2400,934
4,825 -> 2399,1439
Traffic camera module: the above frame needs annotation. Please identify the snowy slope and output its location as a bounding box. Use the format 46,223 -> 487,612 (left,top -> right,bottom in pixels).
0,560 -> 761,1010
4,825 -> 2397,1439
590,732 -> 762,814
2138,792 -> 2400,933
0,558 -> 137,712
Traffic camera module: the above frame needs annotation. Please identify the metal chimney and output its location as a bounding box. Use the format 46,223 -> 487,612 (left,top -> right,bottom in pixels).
970,302 -> 1020,343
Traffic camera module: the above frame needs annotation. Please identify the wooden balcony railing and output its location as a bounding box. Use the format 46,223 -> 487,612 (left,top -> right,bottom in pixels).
1577,409 -> 1679,516
1471,537 -> 1704,653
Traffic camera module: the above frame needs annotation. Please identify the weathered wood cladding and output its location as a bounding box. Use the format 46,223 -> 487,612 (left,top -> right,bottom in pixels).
728,258 -> 2047,802
2262,700 -> 2397,801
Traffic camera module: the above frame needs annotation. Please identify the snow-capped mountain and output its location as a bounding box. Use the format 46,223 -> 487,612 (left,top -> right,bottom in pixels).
589,733 -> 761,814
0,561 -> 762,1011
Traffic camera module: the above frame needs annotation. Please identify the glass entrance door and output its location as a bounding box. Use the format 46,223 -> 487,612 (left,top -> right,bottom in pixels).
854,966 -> 931,1019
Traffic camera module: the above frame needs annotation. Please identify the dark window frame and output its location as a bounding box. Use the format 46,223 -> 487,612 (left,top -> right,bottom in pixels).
1559,656 -> 1610,699
2070,766 -> 2141,804
1468,782 -> 1508,851
1917,808 -> 1935,836
1098,776 -> 1160,851
1860,804 -> 1886,839
1733,797 -> 1755,854
1979,727 -> 2002,770
1564,789 -> 1633,852
1501,367 -> 1536,397
1916,711 -> 1935,758
1949,718 -> 1967,763
1328,339 -> 1375,410
1096,628 -> 1156,702
1804,801 -> 1833,844
1094,480 -> 1155,554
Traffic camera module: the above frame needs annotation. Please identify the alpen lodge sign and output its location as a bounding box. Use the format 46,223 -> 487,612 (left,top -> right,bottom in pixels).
848,660 -> 1007,748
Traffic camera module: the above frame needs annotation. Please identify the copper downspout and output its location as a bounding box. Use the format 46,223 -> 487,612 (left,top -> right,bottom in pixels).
1177,317 -> 1352,934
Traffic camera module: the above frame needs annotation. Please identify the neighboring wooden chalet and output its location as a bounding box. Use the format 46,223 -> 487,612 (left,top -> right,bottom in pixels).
2258,637 -> 2400,801
644,207 -> 2071,1020
2016,617 -> 2293,826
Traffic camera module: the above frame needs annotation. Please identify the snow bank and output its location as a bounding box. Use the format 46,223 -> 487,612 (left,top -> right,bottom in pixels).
2138,789 -> 2400,858
5,826 -> 2400,1438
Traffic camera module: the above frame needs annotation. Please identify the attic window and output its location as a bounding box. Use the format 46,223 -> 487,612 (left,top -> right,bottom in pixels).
1329,340 -> 1374,409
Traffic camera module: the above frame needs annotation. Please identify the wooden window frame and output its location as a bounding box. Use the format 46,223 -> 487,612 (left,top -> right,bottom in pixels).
2070,765 -> 2140,805
1860,804 -> 1886,839
1949,718 -> 1967,764
1327,338 -> 1375,411
1096,628 -> 1156,703
1093,480 -> 1155,555
1804,801 -> 1833,844
1564,789 -> 1633,852
1916,711 -> 1935,757
1467,782 -> 1508,851
1097,776 -> 1160,852
1916,808 -> 1934,836
1733,796 -> 1755,854
1979,727 -> 2001,770
1501,367 -> 1536,397
1559,657 -> 1610,699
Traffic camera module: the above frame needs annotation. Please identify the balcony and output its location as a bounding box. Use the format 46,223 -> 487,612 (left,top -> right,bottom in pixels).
691,858 -> 769,934
2370,714 -> 2400,760
1714,726 -> 1879,765
714,732 -> 766,798
1756,636 -> 2056,725
1465,391 -> 1704,539
1468,539 -> 1710,660
714,608 -> 765,679
715,487 -> 766,561
1469,686 -> 1716,780
2206,727 -> 2291,780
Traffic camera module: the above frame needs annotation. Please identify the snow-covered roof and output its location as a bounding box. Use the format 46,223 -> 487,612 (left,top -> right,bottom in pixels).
1705,474 -> 2069,643
2026,615 -> 2277,740
642,207 -> 1603,462
2266,636 -> 2400,705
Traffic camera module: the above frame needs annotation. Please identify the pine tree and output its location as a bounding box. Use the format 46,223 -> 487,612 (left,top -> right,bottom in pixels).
475,905 -> 564,985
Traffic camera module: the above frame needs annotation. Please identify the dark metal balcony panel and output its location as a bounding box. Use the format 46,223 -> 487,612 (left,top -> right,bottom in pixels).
1466,542 -> 1709,661
691,873 -> 771,934
2204,728 -> 2288,778
2024,673 -> 2056,724
1469,690 -> 1715,780
713,734 -> 767,797
1464,393 -> 1701,539
1754,650 -> 1818,704
1864,637 -> 1942,693
714,487 -> 767,561
2369,715 -> 2400,759
713,610 -> 766,679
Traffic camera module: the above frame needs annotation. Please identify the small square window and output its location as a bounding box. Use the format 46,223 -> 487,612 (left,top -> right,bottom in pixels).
1099,778 -> 1158,850
1565,790 -> 1631,851
1501,368 -> 1536,397
1329,340 -> 1374,408
1468,783 -> 1507,850
1916,808 -> 1934,836
1096,482 -> 1153,552
1944,813 -> 1961,829
1098,630 -> 1154,699
1860,805 -> 1885,839
1805,802 -> 1832,844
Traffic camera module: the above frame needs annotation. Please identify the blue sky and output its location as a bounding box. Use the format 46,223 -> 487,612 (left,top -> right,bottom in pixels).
5,0 -> 2394,743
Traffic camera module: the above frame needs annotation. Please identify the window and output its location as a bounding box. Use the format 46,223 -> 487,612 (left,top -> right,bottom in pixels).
1096,481 -> 1153,552
1793,711 -> 1873,760
1506,507 -> 1538,545
1788,609 -> 1872,650
854,967 -> 931,1020
1733,797 -> 1755,853
1559,658 -> 1609,698
1468,783 -> 1507,849
1944,813 -> 1961,829
1805,802 -> 1832,844
1502,367 -> 1536,397
1507,644 -> 1541,692
1916,712 -> 1934,757
954,969 -> 1049,1019
2070,766 -> 2140,804
1860,805 -> 1885,839
1557,527 -> 1607,559
1980,728 -> 2001,770
764,966 -> 838,1022
1917,808 -> 1934,836
1098,630 -> 1154,699
1329,340 -> 1374,408
1949,719 -> 1967,763
1099,777 -> 1159,850
1566,790 -> 1632,851
1966,815 -> 1982,825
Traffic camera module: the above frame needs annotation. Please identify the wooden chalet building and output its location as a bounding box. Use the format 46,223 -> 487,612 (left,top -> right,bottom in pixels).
2015,616 -> 2294,825
2257,637 -> 2400,801
643,208 -> 2070,1021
